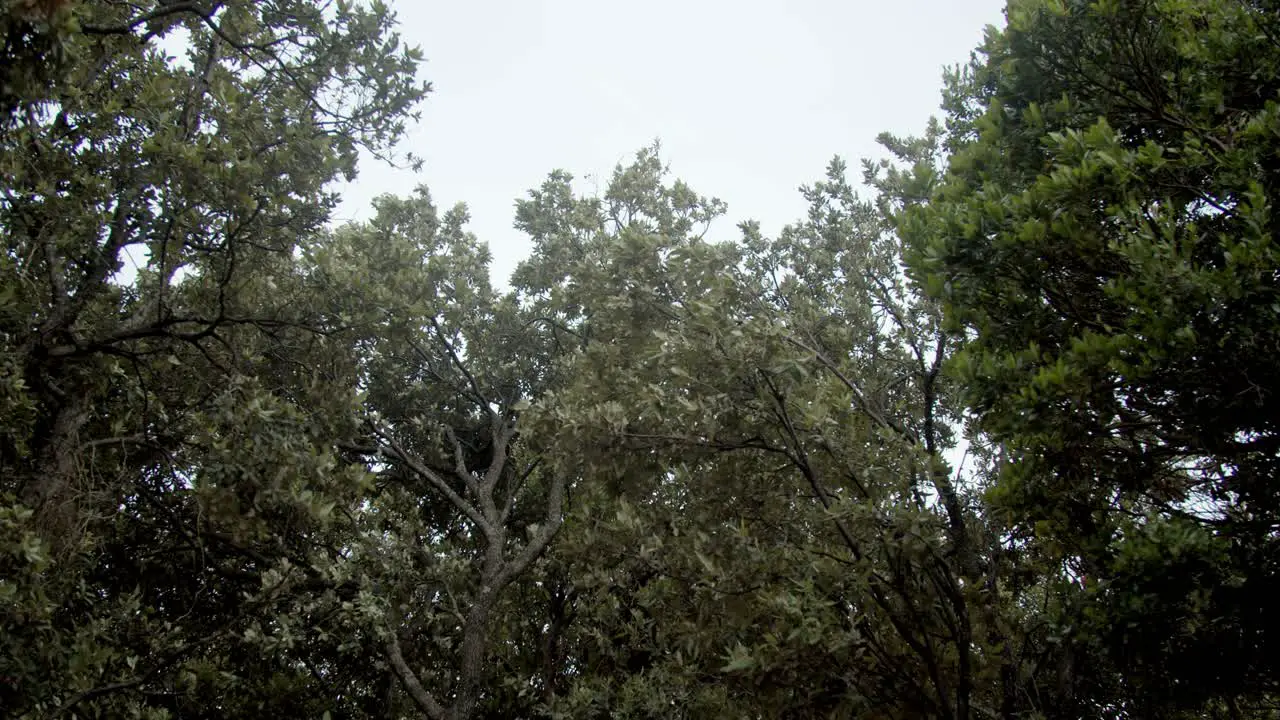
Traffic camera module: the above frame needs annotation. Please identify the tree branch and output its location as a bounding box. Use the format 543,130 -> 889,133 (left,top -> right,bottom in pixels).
784,334 -> 919,444
493,471 -> 566,592
385,632 -> 446,720
371,422 -> 493,540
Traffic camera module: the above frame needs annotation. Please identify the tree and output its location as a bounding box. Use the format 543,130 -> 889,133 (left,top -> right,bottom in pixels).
1,0 -> 77,124
908,0 -> 1280,713
1,2 -> 427,716
311,188 -> 571,720
19,1 -> 1280,715
502,144 -> 1065,719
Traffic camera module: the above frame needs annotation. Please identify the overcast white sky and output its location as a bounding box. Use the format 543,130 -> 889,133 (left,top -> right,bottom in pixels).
334,0 -> 1007,286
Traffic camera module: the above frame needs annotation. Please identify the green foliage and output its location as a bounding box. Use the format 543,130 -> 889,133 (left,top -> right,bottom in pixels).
499,141 -> 1066,719
909,0 -> 1280,712
1,1 -> 426,717
6,1 -> 1277,718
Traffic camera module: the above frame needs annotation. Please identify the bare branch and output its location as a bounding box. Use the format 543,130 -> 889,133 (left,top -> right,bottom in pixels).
80,2 -> 219,37
783,334 -> 919,445
429,316 -> 493,416
385,632 -> 447,720
493,472 -> 567,592
51,678 -> 147,718
501,458 -> 541,524
371,422 -> 494,540
479,420 -> 514,496
443,426 -> 481,498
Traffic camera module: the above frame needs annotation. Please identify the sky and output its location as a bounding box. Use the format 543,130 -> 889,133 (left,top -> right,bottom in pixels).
333,0 -> 1008,286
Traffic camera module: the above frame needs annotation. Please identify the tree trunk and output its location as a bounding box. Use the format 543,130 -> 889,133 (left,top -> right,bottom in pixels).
20,389 -> 91,548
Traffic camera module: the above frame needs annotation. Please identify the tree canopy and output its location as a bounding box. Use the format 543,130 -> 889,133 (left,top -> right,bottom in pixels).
3,1 -> 1278,719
